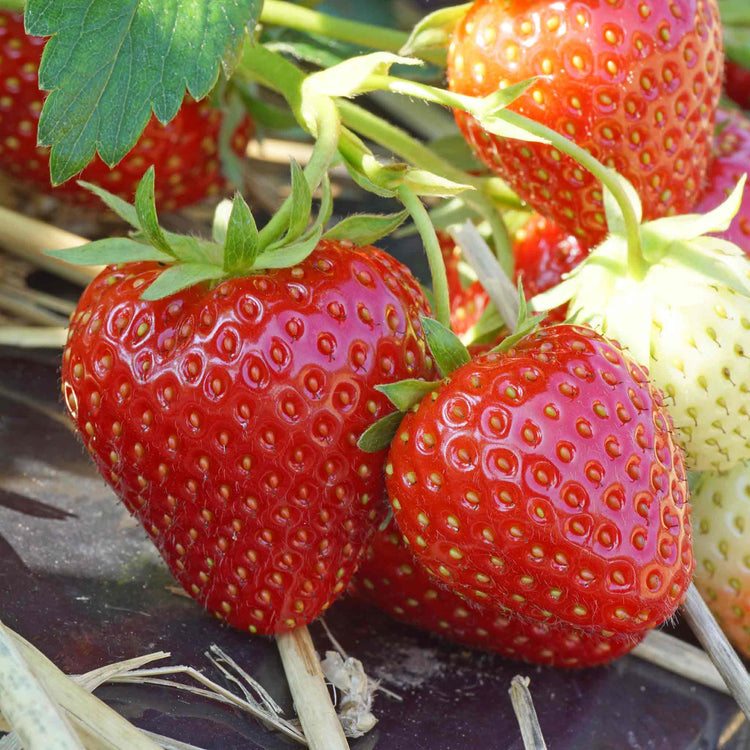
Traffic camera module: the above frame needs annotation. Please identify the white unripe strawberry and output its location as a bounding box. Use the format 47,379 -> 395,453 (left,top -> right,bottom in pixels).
691,462 -> 750,658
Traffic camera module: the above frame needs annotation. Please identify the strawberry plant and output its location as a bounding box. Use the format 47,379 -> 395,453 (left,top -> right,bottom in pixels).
377,319 -> 693,638
0,10 -> 252,209
447,0 -> 724,248
692,461 -> 750,659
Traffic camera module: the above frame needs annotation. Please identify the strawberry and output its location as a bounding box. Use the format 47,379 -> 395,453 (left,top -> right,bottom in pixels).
57,171 -> 437,635
442,215 -> 587,337
691,462 -> 750,659
447,0 -> 724,248
352,517 -> 644,666
0,11 -> 251,210
385,324 -> 693,637
724,60 -> 750,110
692,109 -> 750,256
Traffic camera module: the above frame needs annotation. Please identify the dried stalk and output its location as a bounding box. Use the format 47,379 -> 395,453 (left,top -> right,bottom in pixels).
633,629 -> 728,695
277,628 -> 349,750
0,326 -> 68,348
0,621 -> 83,750
508,676 -> 547,750
0,206 -> 99,286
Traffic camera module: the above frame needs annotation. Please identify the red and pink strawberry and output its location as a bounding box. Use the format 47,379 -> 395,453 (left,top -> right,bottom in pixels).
447,0 -> 724,247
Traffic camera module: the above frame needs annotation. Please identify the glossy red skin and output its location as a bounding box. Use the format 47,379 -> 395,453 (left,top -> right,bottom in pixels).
513,214 -> 589,322
448,0 -> 723,248
60,241 -> 436,634
0,12 -> 251,210
692,108 -> 750,256
351,518 -> 643,667
444,215 -> 587,335
724,60 -> 750,110
386,325 -> 693,637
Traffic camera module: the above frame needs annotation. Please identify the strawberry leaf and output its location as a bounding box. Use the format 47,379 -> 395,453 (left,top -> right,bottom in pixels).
77,181 -> 140,229
134,167 -> 174,257
140,263 -> 226,301
324,211 -> 409,246
358,410 -> 405,453
399,3 -> 472,60
26,0 -> 260,184
421,316 -> 471,376
285,160 -> 313,244
376,379 -> 441,411
224,193 -> 259,273
404,169 -> 473,197
47,239 -> 173,266
475,78 -> 539,118
254,227 -> 323,270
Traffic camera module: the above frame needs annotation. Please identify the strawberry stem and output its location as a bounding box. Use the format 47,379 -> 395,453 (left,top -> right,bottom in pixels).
259,0 -> 446,67
362,74 -> 647,279
398,184 -> 451,328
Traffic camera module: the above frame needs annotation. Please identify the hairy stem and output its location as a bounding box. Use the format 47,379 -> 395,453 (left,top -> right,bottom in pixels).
260,0 -> 445,66
398,185 -> 451,329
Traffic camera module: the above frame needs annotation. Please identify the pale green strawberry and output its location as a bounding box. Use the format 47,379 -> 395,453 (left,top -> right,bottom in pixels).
536,178 -> 750,472
692,462 -> 750,659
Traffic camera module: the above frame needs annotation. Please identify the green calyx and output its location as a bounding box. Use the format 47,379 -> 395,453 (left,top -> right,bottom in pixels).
46,164 -> 408,300
532,175 -> 750,364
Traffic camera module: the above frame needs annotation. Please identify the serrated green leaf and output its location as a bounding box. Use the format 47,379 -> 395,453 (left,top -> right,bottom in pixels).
603,172 -> 644,237
46,238 -> 173,266
285,160 -> 313,244
399,3 -> 471,58
134,168 -> 174,257
162,231 -> 223,265
303,52 -> 422,99
139,263 -> 226,301
324,211 -> 408,246
358,410 -> 405,453
254,227 -> 323,270
27,0 -> 260,183
77,181 -> 140,228
224,193 -> 259,272
421,316 -> 471,377
376,379 -> 441,412
404,169 -> 473,197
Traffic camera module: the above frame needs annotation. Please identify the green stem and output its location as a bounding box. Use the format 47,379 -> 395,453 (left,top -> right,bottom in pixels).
398,185 -> 451,329
500,110 -> 645,278
258,95 -> 341,247
365,74 -> 646,278
336,100 -> 522,209
260,0 -> 446,67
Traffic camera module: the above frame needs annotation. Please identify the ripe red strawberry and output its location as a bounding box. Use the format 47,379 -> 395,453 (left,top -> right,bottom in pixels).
513,215 -> 589,322
0,11 -> 250,210
442,215 -> 587,336
724,60 -> 750,110
61,241 -> 436,635
447,0 -> 723,247
385,324 -> 693,637
351,517 -> 644,666
692,108 -> 750,255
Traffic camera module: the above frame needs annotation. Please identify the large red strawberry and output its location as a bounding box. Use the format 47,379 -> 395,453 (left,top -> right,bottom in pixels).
447,0 -> 724,248
58,171 -> 437,635
692,108 -> 750,255
385,324 -> 693,637
0,11 -> 250,210
351,517 -> 644,666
